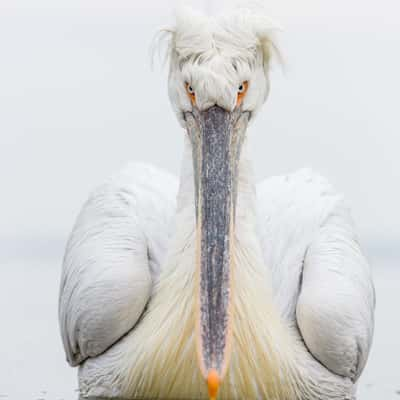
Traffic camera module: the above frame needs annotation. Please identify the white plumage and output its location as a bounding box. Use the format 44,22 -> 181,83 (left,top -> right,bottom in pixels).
59,6 -> 375,399
59,164 -> 178,367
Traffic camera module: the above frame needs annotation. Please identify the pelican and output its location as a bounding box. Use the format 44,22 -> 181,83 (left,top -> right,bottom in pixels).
59,6 -> 375,400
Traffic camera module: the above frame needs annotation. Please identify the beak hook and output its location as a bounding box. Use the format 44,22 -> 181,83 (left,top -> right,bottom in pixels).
207,369 -> 220,400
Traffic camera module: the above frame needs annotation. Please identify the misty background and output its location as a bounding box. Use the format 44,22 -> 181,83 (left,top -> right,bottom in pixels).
0,0 -> 399,399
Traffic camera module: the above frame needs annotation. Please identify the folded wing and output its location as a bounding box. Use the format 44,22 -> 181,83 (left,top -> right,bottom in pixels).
59,163 -> 178,366
296,205 -> 375,381
257,169 -> 375,381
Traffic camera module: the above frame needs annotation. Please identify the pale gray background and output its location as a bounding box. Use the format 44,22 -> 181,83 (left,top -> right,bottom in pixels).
0,0 -> 399,399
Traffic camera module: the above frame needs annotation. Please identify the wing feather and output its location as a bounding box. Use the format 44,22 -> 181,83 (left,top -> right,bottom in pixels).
257,169 -> 375,381
59,163 -> 178,366
296,204 -> 375,380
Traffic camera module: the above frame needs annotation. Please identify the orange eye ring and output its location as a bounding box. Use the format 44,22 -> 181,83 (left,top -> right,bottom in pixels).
237,81 -> 249,106
186,81 -> 248,106
185,82 -> 196,105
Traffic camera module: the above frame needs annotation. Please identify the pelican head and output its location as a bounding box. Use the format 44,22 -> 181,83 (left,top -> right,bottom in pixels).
165,8 -> 278,398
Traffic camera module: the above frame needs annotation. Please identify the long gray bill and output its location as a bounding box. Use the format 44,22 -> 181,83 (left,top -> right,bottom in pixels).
185,105 -> 249,380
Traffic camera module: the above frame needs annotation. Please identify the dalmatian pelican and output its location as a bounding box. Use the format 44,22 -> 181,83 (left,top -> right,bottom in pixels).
59,6 -> 375,400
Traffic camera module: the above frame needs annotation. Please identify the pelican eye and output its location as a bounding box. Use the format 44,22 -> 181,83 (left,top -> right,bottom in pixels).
185,82 -> 196,104
237,81 -> 249,106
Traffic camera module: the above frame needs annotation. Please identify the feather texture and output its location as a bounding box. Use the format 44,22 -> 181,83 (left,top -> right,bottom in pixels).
58,163 -> 178,366
162,5 -> 279,126
257,168 -> 375,384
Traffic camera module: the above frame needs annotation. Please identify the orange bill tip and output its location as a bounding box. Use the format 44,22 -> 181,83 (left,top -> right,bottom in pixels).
207,369 -> 220,400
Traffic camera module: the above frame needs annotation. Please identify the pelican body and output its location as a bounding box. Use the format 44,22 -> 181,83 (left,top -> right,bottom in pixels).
59,7 -> 375,400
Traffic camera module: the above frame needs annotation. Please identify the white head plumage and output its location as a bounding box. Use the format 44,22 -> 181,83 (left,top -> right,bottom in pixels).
161,5 -> 280,126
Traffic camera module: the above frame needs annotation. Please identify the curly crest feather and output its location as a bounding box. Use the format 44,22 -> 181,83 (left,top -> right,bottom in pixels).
154,4 -> 281,125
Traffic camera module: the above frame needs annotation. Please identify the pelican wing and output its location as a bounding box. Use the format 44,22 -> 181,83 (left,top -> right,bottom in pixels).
59,163 -> 178,366
257,169 -> 375,381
